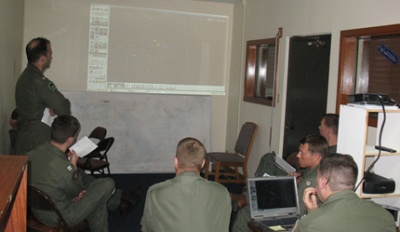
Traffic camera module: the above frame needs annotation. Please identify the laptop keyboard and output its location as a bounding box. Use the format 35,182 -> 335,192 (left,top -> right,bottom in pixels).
260,216 -> 298,227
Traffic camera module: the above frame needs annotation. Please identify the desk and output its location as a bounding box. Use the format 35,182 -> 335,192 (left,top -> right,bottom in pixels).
0,155 -> 28,231
248,220 -> 291,232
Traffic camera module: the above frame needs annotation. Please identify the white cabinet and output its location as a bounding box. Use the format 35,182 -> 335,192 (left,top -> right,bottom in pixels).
337,104 -> 400,207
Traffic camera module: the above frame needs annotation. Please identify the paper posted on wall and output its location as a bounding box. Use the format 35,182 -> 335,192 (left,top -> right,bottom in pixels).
70,136 -> 98,157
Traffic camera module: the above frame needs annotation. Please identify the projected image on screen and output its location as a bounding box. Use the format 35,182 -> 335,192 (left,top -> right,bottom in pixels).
88,4 -> 228,95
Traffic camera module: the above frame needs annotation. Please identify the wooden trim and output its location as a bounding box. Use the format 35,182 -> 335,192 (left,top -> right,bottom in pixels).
336,24 -> 400,123
244,28 -> 282,106
0,156 -> 28,232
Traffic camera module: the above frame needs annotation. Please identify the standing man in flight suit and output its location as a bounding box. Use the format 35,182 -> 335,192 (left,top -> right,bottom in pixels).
15,37 -> 71,155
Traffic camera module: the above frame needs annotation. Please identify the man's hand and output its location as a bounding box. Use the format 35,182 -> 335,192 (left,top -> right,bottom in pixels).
48,108 -> 56,116
67,149 -> 79,170
303,187 -> 319,213
288,171 -> 303,184
288,171 -> 302,178
71,190 -> 86,202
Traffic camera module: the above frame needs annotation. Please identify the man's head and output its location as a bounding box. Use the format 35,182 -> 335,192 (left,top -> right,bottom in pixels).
175,137 -> 206,174
9,109 -> 19,129
26,37 -> 53,72
315,153 -> 358,202
319,114 -> 339,143
51,115 -> 81,145
297,134 -> 329,169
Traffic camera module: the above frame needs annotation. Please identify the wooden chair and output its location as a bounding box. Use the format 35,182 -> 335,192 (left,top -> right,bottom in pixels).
77,137 -> 114,177
27,186 -> 89,232
205,122 -> 258,184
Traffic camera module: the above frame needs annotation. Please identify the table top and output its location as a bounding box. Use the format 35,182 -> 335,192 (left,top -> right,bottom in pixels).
248,219 -> 292,232
0,155 -> 28,227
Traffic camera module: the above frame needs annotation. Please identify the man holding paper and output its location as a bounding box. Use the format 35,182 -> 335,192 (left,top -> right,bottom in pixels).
28,115 -> 139,231
15,37 -> 71,155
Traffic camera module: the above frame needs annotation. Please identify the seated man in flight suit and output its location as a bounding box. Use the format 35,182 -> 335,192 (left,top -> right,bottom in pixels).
28,115 -> 140,231
231,134 -> 329,232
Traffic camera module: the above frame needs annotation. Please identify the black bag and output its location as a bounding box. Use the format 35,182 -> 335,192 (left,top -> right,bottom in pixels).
254,151 -> 288,177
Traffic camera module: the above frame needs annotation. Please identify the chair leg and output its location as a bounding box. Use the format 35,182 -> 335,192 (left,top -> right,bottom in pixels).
234,167 -> 239,179
204,160 -> 210,179
215,162 -> 221,183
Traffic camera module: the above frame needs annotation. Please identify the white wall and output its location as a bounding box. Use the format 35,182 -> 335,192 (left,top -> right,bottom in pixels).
239,0 -> 400,177
0,0 -> 24,154
18,0 -> 235,171
3,0 -> 400,175
225,3 -> 244,150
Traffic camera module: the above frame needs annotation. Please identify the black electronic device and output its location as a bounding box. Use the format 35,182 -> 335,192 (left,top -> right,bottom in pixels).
375,145 -> 397,153
363,172 -> 395,194
348,93 -> 390,105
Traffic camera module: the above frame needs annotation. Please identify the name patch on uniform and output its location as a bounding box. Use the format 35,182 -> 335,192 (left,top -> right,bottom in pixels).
48,82 -> 57,91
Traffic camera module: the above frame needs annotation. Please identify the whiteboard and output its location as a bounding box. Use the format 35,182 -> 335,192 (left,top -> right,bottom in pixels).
63,91 -> 211,173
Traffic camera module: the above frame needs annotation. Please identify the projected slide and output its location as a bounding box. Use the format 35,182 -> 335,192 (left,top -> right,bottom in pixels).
87,4 -> 228,95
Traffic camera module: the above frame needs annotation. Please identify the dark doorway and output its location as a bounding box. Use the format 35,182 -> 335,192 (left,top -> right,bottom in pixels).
283,34 -> 331,159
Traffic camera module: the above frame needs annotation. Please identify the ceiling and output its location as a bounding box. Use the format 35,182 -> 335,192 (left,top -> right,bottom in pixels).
191,0 -> 242,4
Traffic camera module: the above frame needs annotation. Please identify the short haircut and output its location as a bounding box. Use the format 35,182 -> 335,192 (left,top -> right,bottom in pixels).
176,137 -> 206,170
11,109 -> 19,120
26,37 -> 51,63
319,153 -> 358,191
322,113 -> 339,135
300,134 -> 329,158
51,115 -> 81,144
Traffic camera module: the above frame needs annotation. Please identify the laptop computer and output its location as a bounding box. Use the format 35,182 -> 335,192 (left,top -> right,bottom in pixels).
247,176 -> 301,229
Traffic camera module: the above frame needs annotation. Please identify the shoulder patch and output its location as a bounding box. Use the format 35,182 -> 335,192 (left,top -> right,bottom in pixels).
48,82 -> 57,91
66,165 -> 79,180
66,165 -> 74,172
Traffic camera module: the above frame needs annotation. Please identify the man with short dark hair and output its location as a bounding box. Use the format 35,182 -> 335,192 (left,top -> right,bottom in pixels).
15,37 -> 71,154
319,113 -> 339,154
9,108 -> 19,154
28,115 -> 139,232
232,134 -> 329,232
293,153 -> 396,232
295,134 -> 329,214
141,137 -> 232,232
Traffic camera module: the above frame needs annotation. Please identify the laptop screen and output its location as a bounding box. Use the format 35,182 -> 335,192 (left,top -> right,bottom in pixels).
248,176 -> 300,219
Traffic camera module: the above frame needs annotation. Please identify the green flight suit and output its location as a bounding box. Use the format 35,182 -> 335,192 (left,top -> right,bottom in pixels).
328,145 -> 337,154
15,63 -> 70,154
27,142 -> 119,232
232,166 -> 319,232
297,165 -> 319,215
292,190 -> 396,232
141,171 -> 232,232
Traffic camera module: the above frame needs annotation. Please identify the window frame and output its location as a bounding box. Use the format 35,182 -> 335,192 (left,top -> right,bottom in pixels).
337,23 -> 400,112
336,24 -> 400,126
244,28 -> 282,107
